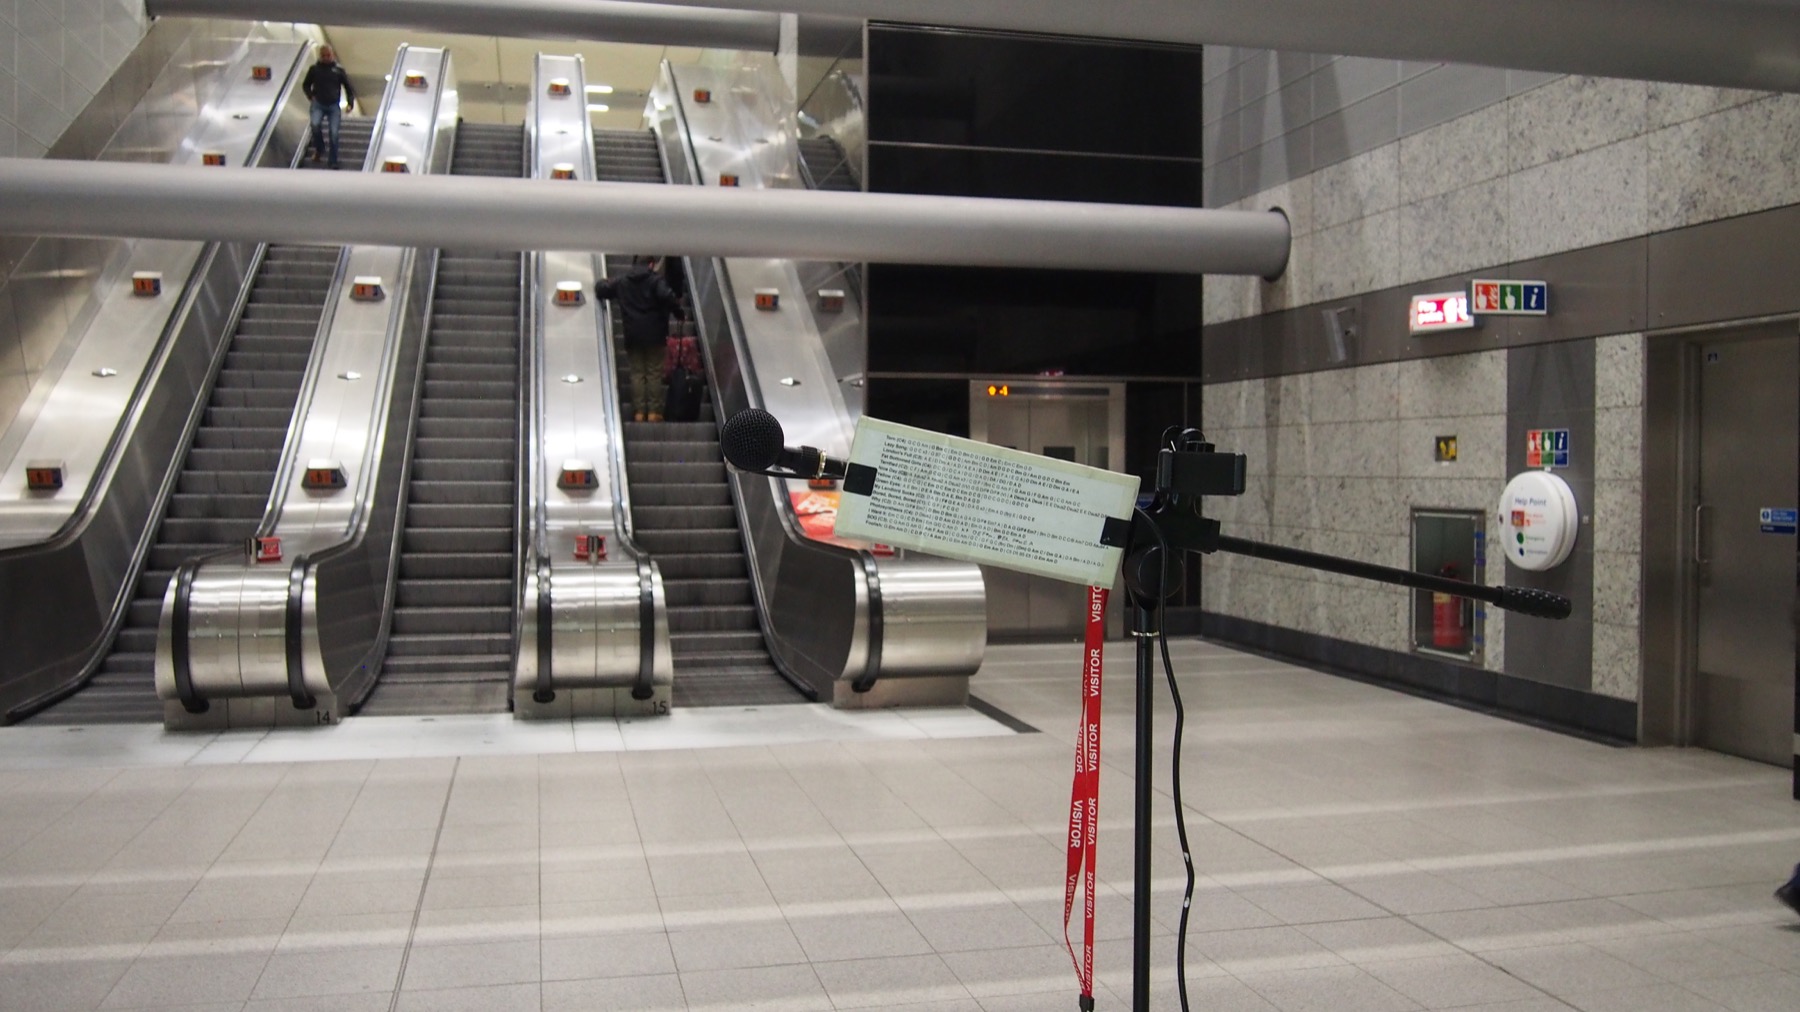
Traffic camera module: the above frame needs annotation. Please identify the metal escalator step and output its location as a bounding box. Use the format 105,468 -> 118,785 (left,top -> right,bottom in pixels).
653,553 -> 747,579
419,398 -> 511,420
185,448 -> 281,471
629,483 -> 731,507
232,318 -> 322,338
671,629 -> 767,654
157,516 -> 260,543
415,438 -> 513,462
378,656 -> 513,680
240,304 -> 324,322
423,381 -> 516,400
403,528 -> 513,554
626,420 -> 715,439
429,345 -> 517,366
125,599 -> 162,628
398,552 -> 512,580
415,417 -> 512,441
175,470 -> 275,496
202,407 -> 296,429
408,479 -> 511,505
166,492 -> 265,519
191,428 -> 286,450
135,569 -> 175,599
147,543 -> 231,570
434,298 -> 518,316
391,606 -> 512,635
632,505 -> 736,530
98,653 -> 155,676
404,503 -> 513,529
622,441 -> 722,464
386,631 -> 514,657
667,605 -> 759,633
395,579 -> 513,608
634,529 -> 741,555
411,459 -> 513,483
112,628 -> 159,654
662,578 -> 753,607
206,387 -> 302,411
625,461 -> 727,484
423,362 -> 516,384
211,369 -> 305,391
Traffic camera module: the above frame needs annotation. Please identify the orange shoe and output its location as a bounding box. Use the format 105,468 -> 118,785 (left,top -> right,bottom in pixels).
633,411 -> 646,422
648,412 -> 664,422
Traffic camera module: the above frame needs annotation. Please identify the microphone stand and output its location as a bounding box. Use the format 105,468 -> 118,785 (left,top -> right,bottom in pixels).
1116,433 -> 1569,1011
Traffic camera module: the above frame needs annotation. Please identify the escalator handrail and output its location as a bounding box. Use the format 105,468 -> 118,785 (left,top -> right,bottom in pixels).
0,44 -> 310,560
660,60 -> 878,694
5,67 -> 314,723
282,48 -> 455,711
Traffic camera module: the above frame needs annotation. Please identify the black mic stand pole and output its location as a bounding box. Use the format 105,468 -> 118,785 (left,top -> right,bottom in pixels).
1115,435 -> 1571,1012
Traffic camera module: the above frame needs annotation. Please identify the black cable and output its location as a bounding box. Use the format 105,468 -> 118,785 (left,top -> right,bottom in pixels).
1132,501 -> 1195,1012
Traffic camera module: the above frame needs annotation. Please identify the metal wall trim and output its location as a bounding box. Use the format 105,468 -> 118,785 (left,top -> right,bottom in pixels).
1206,201 -> 1800,384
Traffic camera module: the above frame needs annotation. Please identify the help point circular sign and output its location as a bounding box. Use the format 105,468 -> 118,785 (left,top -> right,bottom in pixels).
1498,471 -> 1578,571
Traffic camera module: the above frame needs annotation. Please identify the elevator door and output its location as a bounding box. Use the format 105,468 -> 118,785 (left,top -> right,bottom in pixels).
1691,328 -> 1798,767
975,384 -> 1121,638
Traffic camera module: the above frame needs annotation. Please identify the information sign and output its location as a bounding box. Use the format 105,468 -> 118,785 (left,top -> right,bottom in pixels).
1525,428 -> 1570,469
1471,279 -> 1549,315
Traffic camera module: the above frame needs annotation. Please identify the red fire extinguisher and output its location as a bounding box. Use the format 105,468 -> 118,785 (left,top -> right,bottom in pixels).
1432,563 -> 1467,650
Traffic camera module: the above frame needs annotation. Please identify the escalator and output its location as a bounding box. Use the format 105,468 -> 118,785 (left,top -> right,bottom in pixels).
362,122 -> 525,716
596,128 -> 799,707
798,136 -> 859,191
30,123 -> 376,724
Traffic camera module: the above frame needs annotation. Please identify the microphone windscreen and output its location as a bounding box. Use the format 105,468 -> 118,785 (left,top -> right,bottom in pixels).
721,408 -> 785,471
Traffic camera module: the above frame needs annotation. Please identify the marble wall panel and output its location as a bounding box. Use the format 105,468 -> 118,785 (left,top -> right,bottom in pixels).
1204,274 -> 1256,326
1202,374 -> 1274,428
1591,620 -> 1640,701
1647,81 -> 1772,129
1397,176 -> 1511,287
1507,75 -> 1648,172
1398,101 -> 1509,205
1232,175 -> 1318,238
1593,406 -> 1644,482
1316,476 -> 1405,536
1592,551 -> 1642,628
1398,415 -> 1507,480
1404,476 -> 1503,514
1308,210 -> 1400,302
1508,136 -> 1648,262
1591,480 -> 1643,556
1593,333 -> 1645,410
1646,93 -> 1800,233
1396,351 -> 1507,419
1311,146 -> 1400,230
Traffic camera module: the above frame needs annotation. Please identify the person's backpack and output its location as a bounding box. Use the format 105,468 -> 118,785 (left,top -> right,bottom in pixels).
662,323 -> 705,422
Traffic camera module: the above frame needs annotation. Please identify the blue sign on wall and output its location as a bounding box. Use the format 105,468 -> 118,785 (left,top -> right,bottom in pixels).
1760,507 -> 1798,535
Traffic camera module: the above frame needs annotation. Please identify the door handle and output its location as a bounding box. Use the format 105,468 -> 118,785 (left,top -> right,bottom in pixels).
1692,503 -> 1710,565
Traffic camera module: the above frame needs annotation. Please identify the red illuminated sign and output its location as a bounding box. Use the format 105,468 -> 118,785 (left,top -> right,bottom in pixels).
1409,292 -> 1475,335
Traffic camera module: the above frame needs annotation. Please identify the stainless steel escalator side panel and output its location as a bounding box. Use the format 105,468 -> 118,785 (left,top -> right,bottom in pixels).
515,52 -> 670,717
654,60 -> 986,703
0,38 -> 316,723
171,46 -> 457,725
0,40 -> 312,550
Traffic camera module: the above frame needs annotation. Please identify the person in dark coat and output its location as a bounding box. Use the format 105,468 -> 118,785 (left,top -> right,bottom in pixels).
595,257 -> 686,421
302,45 -> 357,169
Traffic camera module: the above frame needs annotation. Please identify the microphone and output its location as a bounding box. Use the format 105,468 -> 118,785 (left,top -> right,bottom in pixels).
720,408 -> 848,480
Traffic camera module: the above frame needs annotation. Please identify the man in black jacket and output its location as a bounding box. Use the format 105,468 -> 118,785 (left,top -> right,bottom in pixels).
302,45 -> 357,169
595,257 -> 686,421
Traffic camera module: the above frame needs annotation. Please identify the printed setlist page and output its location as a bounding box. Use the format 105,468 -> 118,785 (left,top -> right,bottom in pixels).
834,417 -> 1140,587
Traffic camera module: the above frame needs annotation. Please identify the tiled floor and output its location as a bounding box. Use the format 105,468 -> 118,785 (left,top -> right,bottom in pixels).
1,638 -> 1796,1011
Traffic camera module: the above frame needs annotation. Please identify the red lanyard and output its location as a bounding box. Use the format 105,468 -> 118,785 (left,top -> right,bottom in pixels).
1063,585 -> 1106,1010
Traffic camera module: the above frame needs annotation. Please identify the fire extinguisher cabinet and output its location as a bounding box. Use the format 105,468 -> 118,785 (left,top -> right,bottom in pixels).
1410,509 -> 1485,662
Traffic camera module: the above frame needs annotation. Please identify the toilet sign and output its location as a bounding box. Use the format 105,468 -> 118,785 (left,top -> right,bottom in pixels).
1471,279 -> 1548,315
